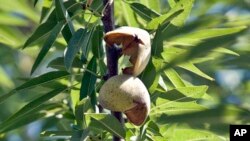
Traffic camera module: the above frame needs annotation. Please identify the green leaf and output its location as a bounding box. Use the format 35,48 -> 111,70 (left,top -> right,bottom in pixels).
40,0 -> 53,23
178,62 -> 214,81
170,27 -> 248,46
160,26 -> 247,71
64,28 -> 86,71
151,101 -> 206,116
139,0 -> 161,13
31,21 -> 64,74
81,26 -> 96,61
164,68 -> 185,88
34,0 -> 39,7
130,2 -> 160,22
41,131 -> 72,140
156,105 -> 250,134
0,103 -> 63,133
152,25 -> 163,57
80,57 -> 97,100
168,0 -> 194,27
0,66 -> 14,89
212,47 -> 239,56
48,57 -> 82,70
75,98 -> 92,129
121,1 -> 139,27
92,26 -> 104,59
23,21 -> 56,48
0,86 -> 67,132
86,113 -> 126,138
157,85 -> 208,102
140,58 -> 163,93
0,71 -> 69,104
167,128 -> 225,141
146,5 -> 183,30
55,0 -> 75,42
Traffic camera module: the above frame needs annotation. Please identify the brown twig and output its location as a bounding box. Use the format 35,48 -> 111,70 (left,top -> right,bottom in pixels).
101,0 -> 124,141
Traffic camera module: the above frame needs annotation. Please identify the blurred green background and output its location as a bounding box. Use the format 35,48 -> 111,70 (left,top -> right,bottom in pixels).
0,0 -> 250,141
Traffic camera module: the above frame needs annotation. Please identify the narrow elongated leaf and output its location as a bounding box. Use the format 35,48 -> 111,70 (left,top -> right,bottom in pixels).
75,98 -> 92,128
170,27 -> 248,46
178,62 -> 214,81
166,128 -> 225,141
92,26 -> 104,59
23,21 -> 56,48
0,86 -> 67,132
156,86 -> 208,104
156,105 -> 250,132
139,0 -> 161,13
80,57 -> 97,100
130,2 -> 160,22
146,5 -> 183,30
164,68 -> 185,87
81,26 -> 96,60
86,113 -> 126,138
0,103 -> 63,133
49,57 -> 82,70
152,25 -> 163,57
121,1 -> 139,27
160,26 -> 247,71
168,0 -> 194,27
0,71 -> 69,104
31,21 -> 64,74
55,0 -> 75,42
17,71 -> 69,90
140,58 -> 163,93
34,0 -> 39,7
64,28 -> 86,71
41,131 -> 72,140
212,47 -> 239,56
151,101 -> 206,116
40,0 -> 53,23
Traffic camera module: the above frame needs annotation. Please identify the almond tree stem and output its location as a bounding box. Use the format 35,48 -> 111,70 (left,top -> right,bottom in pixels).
101,0 -> 124,141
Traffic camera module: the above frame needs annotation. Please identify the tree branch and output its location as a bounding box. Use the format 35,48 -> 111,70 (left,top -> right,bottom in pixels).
101,0 -> 124,141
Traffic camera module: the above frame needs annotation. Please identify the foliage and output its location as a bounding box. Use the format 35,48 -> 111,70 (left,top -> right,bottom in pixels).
0,0 -> 250,140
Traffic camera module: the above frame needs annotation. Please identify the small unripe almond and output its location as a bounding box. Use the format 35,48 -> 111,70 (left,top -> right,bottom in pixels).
98,74 -> 150,126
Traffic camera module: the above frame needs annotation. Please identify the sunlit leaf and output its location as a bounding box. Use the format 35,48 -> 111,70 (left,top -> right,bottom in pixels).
178,62 -> 214,81
156,105 -> 250,134
212,47 -> 239,56
121,1 -> 139,27
166,128 -> 226,141
152,25 -> 163,57
130,2 -> 160,22
139,0 -> 161,13
164,68 -> 185,88
168,0 -> 194,27
41,131 -> 72,140
140,58 -> 163,93
86,113 -> 126,138
146,4 -> 183,30
151,101 -> 206,116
